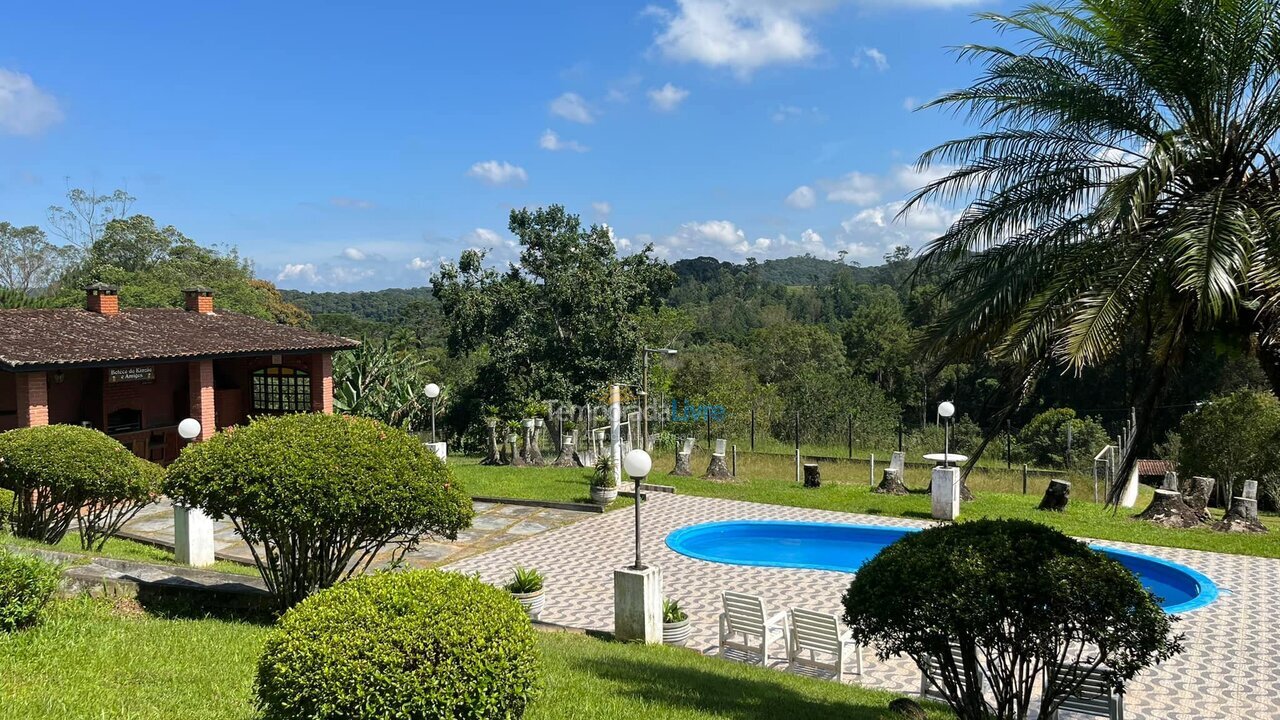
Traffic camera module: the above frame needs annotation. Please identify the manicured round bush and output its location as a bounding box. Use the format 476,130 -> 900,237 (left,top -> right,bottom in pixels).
842,519 -> 1181,720
0,550 -> 61,632
165,413 -> 474,609
0,425 -> 164,548
256,570 -> 539,720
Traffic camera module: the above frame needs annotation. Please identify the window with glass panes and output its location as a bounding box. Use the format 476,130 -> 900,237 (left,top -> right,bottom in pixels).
251,366 -> 311,413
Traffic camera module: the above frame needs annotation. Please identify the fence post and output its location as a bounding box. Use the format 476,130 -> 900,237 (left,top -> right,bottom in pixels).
1005,419 -> 1012,469
1022,464 -> 1028,495
847,415 -> 853,459
750,407 -> 756,452
706,413 -> 711,449
732,444 -> 737,477
897,418 -> 904,452
794,412 -> 800,450
869,453 -> 876,487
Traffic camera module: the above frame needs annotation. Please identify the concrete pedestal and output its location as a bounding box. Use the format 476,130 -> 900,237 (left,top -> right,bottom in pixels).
174,505 -> 216,567
614,565 -> 663,644
931,466 -> 961,521
426,441 -> 447,462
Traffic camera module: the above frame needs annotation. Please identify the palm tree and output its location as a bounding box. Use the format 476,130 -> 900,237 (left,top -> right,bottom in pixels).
908,0 -> 1280,491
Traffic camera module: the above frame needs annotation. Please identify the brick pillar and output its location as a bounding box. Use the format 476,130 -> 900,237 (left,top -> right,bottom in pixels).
188,360 -> 215,440
310,352 -> 333,414
15,372 -> 49,427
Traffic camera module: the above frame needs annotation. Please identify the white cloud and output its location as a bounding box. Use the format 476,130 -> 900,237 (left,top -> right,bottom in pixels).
550,92 -> 596,124
466,160 -> 528,186
822,171 -> 883,205
903,96 -> 919,111
647,0 -> 834,78
785,185 -> 817,209
592,201 -> 613,218
852,47 -> 889,71
837,199 -> 959,258
539,129 -> 589,152
462,228 -> 507,250
648,82 -> 691,111
408,257 -> 433,271
277,263 -> 320,284
0,69 -> 62,136
342,247 -> 367,261
771,104 -> 824,123
329,197 -> 375,209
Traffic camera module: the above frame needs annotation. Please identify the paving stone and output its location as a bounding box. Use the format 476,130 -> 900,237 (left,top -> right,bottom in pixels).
445,491 -> 1280,720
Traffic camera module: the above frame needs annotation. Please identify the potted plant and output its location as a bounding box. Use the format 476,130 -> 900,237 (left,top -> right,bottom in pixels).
663,598 -> 691,646
505,566 -> 545,620
590,454 -> 617,505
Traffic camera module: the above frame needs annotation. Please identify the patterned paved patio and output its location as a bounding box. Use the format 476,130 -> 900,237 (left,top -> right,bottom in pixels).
446,491 -> 1280,720
120,499 -> 595,567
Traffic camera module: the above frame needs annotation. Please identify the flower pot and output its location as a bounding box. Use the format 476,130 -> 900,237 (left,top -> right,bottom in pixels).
591,486 -> 618,505
512,589 -> 545,620
663,618 -> 691,647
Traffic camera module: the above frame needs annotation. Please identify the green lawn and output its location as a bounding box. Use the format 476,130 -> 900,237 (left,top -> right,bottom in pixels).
0,598 -> 949,720
0,530 -> 259,577
451,452 -> 1280,558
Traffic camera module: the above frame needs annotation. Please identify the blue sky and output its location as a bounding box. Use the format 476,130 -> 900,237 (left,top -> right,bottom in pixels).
0,0 -> 1000,291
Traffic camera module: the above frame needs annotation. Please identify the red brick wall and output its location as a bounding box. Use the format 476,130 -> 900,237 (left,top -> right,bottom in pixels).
310,352 -> 334,414
188,360 -> 215,441
15,372 -> 49,427
98,364 -> 184,430
185,293 -> 214,314
86,293 -> 119,315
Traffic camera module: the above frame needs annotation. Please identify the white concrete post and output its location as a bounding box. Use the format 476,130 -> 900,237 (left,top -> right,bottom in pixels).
173,505 -> 216,567
425,442 -> 447,462
614,565 -> 663,643
931,466 -> 961,521
610,384 -> 622,488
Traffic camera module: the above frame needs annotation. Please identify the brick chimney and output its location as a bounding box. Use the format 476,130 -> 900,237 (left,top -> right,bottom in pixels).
183,287 -> 215,314
85,283 -> 119,315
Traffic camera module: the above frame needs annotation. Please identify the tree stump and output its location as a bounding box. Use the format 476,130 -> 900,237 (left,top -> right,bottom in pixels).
481,424 -> 503,465
803,463 -> 821,488
672,451 -> 693,477
523,428 -> 546,466
1038,479 -> 1071,511
1135,489 -> 1201,528
1182,476 -> 1215,522
887,698 -> 927,720
873,467 -> 909,495
703,453 -> 733,481
507,434 -> 527,467
1213,496 -> 1268,533
551,438 -> 577,467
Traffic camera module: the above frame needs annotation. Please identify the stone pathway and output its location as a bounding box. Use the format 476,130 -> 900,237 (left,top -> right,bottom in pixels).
120,499 -> 595,567
445,491 -> 1280,720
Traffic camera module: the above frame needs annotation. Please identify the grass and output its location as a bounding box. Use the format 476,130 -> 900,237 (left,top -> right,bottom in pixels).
452,451 -> 1280,559
0,529 -> 259,577
0,598 -> 950,720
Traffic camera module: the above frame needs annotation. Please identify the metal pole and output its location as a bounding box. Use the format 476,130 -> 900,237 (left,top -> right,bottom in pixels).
870,453 -> 875,487
1005,419 -> 1011,469
706,413 -> 711,448
794,412 -> 800,450
732,444 -> 737,477
750,407 -> 756,452
641,353 -> 649,453
944,420 -> 951,468
897,417 -> 903,452
431,396 -> 437,443
632,471 -> 644,569
1022,464 -> 1028,495
847,414 -> 853,459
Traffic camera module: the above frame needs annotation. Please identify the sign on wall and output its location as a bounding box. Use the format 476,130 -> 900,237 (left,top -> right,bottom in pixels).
108,366 -> 155,383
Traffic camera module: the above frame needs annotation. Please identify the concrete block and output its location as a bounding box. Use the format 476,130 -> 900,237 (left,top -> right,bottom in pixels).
174,505 -> 216,567
426,441 -> 447,462
614,565 -> 663,643
931,466 -> 961,521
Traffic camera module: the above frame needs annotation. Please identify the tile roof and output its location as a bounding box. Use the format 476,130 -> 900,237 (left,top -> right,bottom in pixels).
1136,459 -> 1173,477
0,308 -> 359,370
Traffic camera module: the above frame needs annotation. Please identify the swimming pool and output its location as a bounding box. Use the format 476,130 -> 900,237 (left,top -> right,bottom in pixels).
665,520 -> 1219,614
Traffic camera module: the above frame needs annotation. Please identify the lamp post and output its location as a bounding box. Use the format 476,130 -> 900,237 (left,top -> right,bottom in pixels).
425,383 -> 441,443
640,348 -> 677,452
174,417 -> 213,566
623,448 -> 652,570
938,401 -> 955,467
177,417 -> 202,443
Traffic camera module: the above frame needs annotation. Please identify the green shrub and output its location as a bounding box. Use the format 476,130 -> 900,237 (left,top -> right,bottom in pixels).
663,598 -> 687,624
256,570 -> 539,720
842,519 -> 1181,720
591,454 -> 615,489
165,413 -> 474,610
0,550 -> 61,632
0,425 -> 164,549
505,566 -> 544,594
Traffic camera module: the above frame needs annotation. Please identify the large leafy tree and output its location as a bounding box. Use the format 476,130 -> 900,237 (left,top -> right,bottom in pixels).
910,0 -> 1280,482
432,205 -> 674,412
0,222 -> 72,294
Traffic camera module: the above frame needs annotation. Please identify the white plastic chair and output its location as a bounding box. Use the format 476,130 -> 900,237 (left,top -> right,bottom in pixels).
785,607 -> 863,680
920,643 -> 985,703
718,591 -> 788,665
1043,661 -> 1124,720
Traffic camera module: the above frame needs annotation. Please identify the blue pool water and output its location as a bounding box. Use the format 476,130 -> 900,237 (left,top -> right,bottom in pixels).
665,520 -> 1219,614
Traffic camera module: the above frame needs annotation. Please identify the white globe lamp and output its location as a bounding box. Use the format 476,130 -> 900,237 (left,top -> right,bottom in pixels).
177,418 -> 202,441
938,401 -> 956,419
425,383 -> 440,399
425,383 -> 441,442
623,448 -> 652,479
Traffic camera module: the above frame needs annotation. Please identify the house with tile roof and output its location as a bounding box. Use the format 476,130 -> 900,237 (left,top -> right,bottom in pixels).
0,284 -> 358,463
